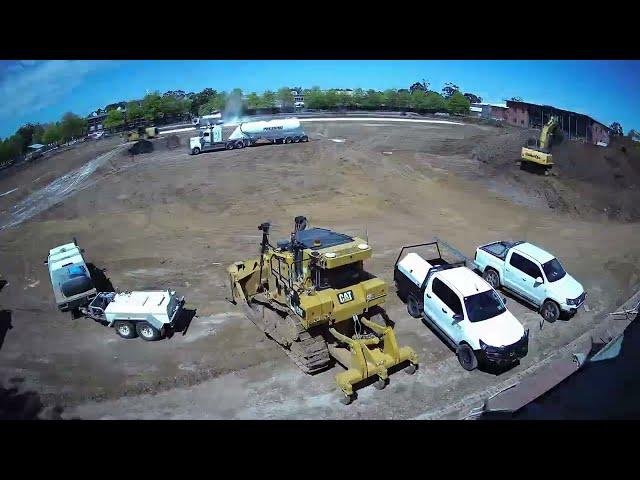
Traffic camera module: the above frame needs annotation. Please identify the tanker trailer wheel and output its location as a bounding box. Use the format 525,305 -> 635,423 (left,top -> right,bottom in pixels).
226,142 -> 234,150
191,147 -> 200,155
114,321 -> 137,339
293,136 -> 300,143
235,140 -> 245,149
284,137 -> 292,144
301,135 -> 309,142
136,321 -> 162,341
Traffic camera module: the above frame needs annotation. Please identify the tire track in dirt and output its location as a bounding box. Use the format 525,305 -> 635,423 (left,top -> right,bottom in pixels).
0,145 -> 126,230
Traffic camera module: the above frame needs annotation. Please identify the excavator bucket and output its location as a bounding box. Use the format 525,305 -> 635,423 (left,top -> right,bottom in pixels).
329,316 -> 418,404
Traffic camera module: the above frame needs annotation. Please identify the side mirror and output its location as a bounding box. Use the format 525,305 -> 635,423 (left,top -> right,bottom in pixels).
535,277 -> 543,285
502,297 -> 507,304
453,313 -> 464,324
43,260 -> 48,265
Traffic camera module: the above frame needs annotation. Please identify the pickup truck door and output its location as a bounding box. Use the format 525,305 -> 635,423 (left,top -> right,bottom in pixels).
425,276 -> 464,344
505,251 -> 545,305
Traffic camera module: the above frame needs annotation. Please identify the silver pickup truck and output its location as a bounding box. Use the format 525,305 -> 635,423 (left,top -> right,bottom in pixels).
44,239 -> 97,314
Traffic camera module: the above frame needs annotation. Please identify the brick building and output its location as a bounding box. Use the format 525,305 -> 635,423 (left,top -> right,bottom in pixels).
505,100 -> 611,146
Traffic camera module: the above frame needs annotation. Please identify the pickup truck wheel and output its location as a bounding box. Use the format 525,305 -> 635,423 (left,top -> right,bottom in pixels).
114,321 -> 137,339
191,147 -> 200,155
456,344 -> 478,371
136,322 -> 161,341
407,295 -> 422,319
541,300 -> 560,322
483,268 -> 500,289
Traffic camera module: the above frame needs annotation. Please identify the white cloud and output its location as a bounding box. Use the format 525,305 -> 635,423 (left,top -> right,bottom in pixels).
0,60 -> 119,119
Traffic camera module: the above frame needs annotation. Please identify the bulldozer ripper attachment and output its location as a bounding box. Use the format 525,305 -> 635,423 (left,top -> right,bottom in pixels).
329,317 -> 418,401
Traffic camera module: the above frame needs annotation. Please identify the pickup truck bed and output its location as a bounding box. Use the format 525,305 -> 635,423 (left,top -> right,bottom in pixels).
478,241 -> 524,261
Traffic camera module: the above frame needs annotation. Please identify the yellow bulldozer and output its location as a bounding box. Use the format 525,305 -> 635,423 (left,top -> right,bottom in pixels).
126,126 -> 160,142
521,115 -> 560,173
227,216 -> 418,404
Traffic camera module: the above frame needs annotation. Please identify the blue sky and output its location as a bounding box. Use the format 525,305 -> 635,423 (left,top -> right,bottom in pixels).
0,60 -> 639,138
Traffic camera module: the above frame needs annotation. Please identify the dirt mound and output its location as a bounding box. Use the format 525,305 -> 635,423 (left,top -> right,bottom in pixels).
470,128 -> 640,221
165,135 -> 181,150
128,139 -> 154,155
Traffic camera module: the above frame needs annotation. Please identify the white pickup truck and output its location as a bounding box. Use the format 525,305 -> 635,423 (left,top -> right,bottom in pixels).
81,290 -> 185,341
473,241 -> 586,322
45,239 -> 97,314
394,241 -> 529,370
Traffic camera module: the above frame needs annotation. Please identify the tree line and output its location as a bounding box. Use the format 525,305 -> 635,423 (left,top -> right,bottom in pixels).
2,79 -> 632,169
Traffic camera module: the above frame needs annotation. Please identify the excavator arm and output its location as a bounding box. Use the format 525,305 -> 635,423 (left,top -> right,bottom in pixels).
539,116 -> 559,151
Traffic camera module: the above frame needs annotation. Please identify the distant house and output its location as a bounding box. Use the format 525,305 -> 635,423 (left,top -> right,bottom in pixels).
505,100 -> 611,146
470,103 -> 509,121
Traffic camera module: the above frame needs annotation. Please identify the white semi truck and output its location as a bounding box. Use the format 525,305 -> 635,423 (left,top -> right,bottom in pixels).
189,118 -> 308,155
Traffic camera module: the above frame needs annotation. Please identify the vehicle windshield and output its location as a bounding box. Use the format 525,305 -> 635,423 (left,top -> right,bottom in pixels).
542,258 -> 566,282
464,289 -> 506,323
314,262 -> 369,290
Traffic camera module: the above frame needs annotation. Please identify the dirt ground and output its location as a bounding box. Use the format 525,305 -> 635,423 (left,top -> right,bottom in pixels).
0,118 -> 638,419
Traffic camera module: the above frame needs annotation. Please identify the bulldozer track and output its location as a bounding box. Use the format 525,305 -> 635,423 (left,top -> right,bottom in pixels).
244,302 -> 331,374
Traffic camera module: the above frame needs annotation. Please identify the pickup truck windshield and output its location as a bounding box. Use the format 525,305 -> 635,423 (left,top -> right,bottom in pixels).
542,258 -> 566,282
464,290 -> 506,322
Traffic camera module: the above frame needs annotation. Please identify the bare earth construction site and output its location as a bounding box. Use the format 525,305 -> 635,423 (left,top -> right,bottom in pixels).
1,116 -> 639,419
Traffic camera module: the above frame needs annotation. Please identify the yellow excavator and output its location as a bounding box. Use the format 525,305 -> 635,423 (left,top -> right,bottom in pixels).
521,116 -> 559,173
227,216 -> 418,404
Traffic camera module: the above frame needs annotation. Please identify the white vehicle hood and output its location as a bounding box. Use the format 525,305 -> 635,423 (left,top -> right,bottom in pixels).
465,310 -> 525,348
547,273 -> 584,300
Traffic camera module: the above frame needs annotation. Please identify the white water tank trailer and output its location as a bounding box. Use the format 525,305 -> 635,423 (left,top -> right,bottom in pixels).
189,117 -> 308,155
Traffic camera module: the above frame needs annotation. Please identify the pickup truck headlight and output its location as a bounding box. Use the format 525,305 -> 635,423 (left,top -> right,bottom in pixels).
566,298 -> 575,305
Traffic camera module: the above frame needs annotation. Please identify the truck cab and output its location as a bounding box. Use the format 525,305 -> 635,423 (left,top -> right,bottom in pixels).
395,241 -> 528,370
474,241 -> 586,322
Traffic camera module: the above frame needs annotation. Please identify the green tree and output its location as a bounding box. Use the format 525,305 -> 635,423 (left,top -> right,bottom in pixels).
198,91 -> 226,115
397,90 -> 411,109
410,80 -> 429,94
126,101 -> 143,123
324,90 -> 340,108
42,123 -> 62,144
304,87 -> 326,109
104,109 -> 124,129
260,90 -> 276,108
383,89 -> 398,109
140,91 -> 163,121
423,92 -> 448,112
362,90 -> 384,110
463,92 -> 482,104
277,87 -> 294,108
60,112 -> 87,141
247,92 -> 261,109
447,91 -> 471,114
610,122 -> 623,136
442,82 -> 460,99
352,88 -> 365,108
